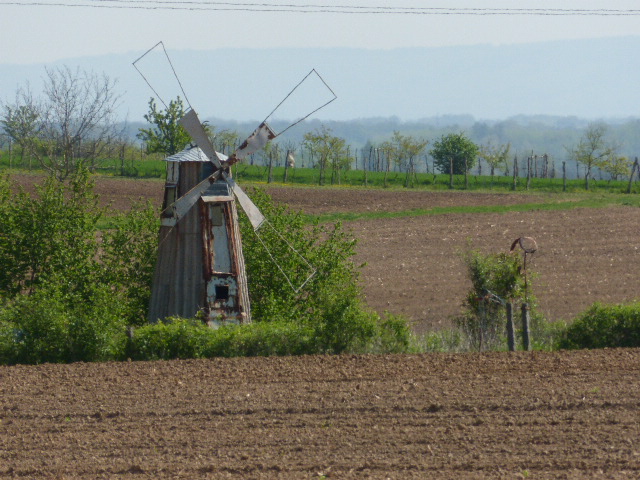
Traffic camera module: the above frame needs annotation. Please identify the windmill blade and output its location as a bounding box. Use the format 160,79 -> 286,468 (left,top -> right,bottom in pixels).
223,173 -> 266,231
161,170 -> 221,226
229,122 -> 277,163
178,109 -> 266,230
179,109 -> 223,169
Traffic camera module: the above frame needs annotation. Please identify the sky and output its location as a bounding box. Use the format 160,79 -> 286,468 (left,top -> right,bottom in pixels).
2,1 -> 640,122
2,0 -> 640,65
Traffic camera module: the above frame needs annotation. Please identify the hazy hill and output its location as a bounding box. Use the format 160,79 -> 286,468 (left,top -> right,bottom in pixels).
2,37 -> 640,123
3,38 -> 640,176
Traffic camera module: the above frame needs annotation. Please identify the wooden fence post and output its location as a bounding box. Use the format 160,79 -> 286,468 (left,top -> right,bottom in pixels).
506,302 -> 516,352
512,154 -> 518,191
464,157 -> 469,189
521,303 -> 531,351
449,157 -> 454,189
627,158 -> 639,194
563,161 -> 567,192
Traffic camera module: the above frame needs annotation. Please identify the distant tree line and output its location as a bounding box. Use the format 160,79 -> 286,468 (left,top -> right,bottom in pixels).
2,71 -> 639,188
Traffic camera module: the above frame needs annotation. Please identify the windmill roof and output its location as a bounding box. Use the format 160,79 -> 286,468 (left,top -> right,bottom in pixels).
165,145 -> 228,163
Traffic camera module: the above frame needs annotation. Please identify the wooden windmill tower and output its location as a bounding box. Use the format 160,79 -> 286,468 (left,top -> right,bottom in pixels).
148,109 -> 275,326
134,43 -> 337,325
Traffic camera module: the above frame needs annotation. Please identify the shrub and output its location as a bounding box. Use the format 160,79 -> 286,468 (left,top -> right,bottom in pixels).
0,283 -> 128,364
558,302 -> 640,349
127,313 -> 414,361
457,248 -> 527,350
239,188 -> 414,355
127,318 -> 214,361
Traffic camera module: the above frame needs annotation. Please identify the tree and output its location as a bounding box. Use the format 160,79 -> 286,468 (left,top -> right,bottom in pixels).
211,128 -> 239,156
478,141 -> 511,186
458,248 -> 528,351
0,86 -> 41,165
390,131 -> 428,188
598,155 -> 631,181
303,126 -> 349,185
137,97 -> 191,156
430,133 -> 479,175
566,123 -> 618,190
34,66 -> 122,179
0,169 -> 158,323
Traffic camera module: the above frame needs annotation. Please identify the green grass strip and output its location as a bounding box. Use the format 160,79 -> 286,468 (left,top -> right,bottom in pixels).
308,195 -> 640,224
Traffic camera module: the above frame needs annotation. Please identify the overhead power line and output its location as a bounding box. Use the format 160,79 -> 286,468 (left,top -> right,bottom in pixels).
3,0 -> 640,15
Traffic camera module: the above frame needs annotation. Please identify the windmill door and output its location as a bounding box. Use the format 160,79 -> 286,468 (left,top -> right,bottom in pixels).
200,189 -> 250,325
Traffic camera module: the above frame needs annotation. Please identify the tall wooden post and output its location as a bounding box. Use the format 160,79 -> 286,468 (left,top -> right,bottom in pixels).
512,154 -> 518,191
521,303 -> 531,351
364,147 -> 371,186
563,161 -> 567,192
449,157 -> 454,189
627,158 -> 639,194
464,157 -> 469,189
506,302 -> 516,351
283,149 -> 290,183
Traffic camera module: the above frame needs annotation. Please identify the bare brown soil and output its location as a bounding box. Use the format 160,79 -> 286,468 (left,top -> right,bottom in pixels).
262,185 -> 550,215
1,350 -> 639,479
8,174 -> 640,330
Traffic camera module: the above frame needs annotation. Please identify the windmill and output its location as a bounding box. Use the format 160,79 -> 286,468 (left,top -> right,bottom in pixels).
135,43 -> 336,326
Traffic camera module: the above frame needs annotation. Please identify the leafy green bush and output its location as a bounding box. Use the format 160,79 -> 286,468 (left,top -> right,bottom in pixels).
127,318 -> 214,360
0,169 -> 157,364
457,248 -> 527,350
558,302 -> 640,349
239,188 -> 413,355
0,283 -> 128,364
128,318 -> 316,360
128,313 -> 414,361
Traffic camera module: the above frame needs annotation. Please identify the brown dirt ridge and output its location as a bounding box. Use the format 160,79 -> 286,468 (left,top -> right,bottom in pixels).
1,350 -> 639,479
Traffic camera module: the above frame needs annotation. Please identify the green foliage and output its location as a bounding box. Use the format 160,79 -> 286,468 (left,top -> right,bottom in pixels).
430,132 -> 479,175
100,202 -> 159,326
0,170 -> 158,364
128,318 -> 318,360
566,123 -> 618,190
137,97 -> 192,156
457,248 -> 527,350
0,169 -> 102,298
239,188 -> 396,353
303,126 -> 350,185
128,312 -> 413,360
0,283 -> 128,364
558,302 -> 640,349
478,141 -> 510,180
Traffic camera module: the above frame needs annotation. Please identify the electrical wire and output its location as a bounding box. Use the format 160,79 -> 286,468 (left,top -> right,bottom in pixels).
2,0 -> 640,15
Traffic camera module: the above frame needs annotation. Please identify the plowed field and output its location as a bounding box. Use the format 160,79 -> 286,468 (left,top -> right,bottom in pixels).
9,174 -> 640,331
5,175 -> 640,478
1,350 -> 639,479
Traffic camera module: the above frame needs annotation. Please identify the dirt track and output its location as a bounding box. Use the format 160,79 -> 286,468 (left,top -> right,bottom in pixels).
1,350 -> 639,479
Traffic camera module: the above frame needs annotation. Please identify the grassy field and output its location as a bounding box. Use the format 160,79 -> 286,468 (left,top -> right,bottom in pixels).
2,151 -> 638,195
